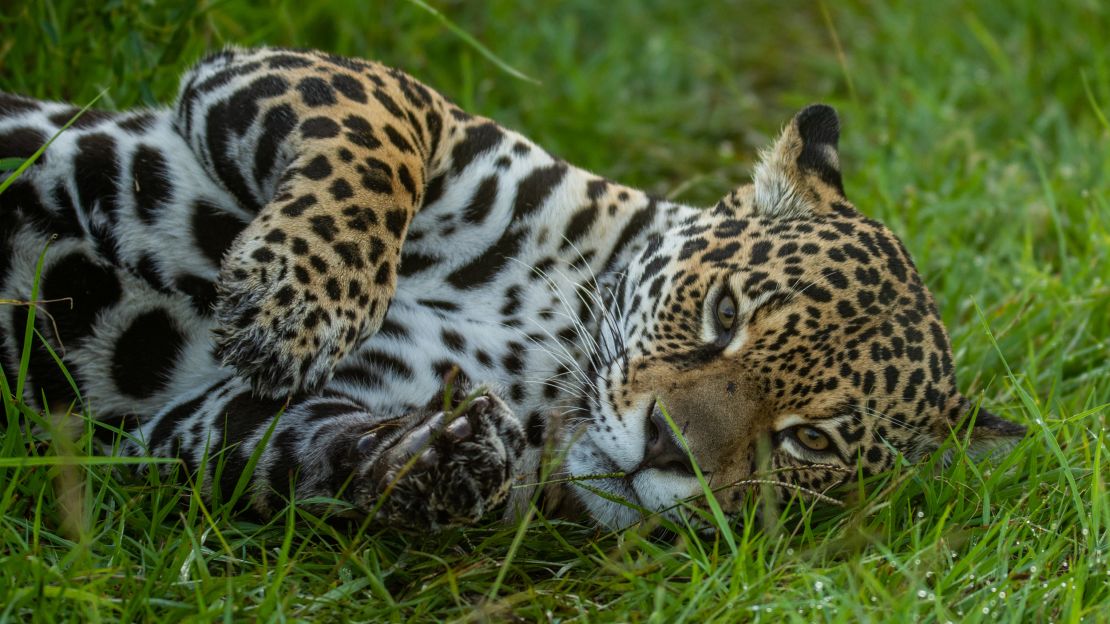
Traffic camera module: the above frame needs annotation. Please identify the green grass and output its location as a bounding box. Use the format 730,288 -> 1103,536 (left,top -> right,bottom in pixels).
1,0 -> 1108,621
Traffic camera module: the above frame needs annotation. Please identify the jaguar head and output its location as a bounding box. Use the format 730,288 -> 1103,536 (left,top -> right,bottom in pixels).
567,105 -> 1025,528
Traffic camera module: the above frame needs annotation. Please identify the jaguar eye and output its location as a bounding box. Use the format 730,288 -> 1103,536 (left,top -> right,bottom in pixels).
715,294 -> 737,331
794,426 -> 831,452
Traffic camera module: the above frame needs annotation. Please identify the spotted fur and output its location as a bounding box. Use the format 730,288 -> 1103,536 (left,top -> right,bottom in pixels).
0,47 -> 1023,529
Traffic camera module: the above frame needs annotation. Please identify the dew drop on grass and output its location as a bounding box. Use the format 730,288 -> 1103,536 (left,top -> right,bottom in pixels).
917,590 -> 927,598
982,607 -> 990,615
1030,565 -> 1037,573
815,581 -> 824,592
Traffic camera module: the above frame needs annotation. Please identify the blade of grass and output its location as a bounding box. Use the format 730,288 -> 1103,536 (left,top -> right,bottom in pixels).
0,91 -> 106,195
403,0 -> 540,85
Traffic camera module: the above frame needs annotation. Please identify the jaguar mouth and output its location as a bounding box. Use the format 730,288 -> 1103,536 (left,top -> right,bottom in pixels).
568,435 -> 643,504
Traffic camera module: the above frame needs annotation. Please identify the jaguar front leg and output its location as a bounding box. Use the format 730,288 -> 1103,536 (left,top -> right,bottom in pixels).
174,47 -> 455,397
136,379 -> 525,529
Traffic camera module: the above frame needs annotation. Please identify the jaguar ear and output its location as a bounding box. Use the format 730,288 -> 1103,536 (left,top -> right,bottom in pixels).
959,402 -> 1026,460
752,104 -> 846,218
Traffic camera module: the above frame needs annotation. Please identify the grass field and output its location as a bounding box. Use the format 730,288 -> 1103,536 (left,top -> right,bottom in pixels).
1,0 -> 1108,621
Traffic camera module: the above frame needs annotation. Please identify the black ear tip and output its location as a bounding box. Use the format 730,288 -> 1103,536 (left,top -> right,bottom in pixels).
795,104 -> 840,146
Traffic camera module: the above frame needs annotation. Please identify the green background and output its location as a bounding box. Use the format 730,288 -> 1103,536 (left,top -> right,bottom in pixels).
0,1 -> 1107,621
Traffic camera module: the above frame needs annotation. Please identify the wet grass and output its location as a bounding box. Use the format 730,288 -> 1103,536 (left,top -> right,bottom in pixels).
0,0 -> 1108,621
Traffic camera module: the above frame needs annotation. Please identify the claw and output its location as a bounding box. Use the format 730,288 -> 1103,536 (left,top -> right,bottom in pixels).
357,431 -> 378,456
417,448 -> 438,468
447,416 -> 472,440
398,412 -> 444,454
468,395 -> 490,415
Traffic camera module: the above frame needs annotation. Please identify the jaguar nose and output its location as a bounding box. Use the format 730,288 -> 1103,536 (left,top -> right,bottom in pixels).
638,405 -> 696,477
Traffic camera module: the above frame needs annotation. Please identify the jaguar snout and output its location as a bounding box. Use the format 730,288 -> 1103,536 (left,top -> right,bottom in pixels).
633,403 -> 697,477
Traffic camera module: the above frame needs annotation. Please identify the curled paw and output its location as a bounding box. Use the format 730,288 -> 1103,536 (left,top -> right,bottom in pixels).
355,393 -> 525,529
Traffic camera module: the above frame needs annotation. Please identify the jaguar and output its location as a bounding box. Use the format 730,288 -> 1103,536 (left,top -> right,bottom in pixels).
0,47 -> 1024,530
